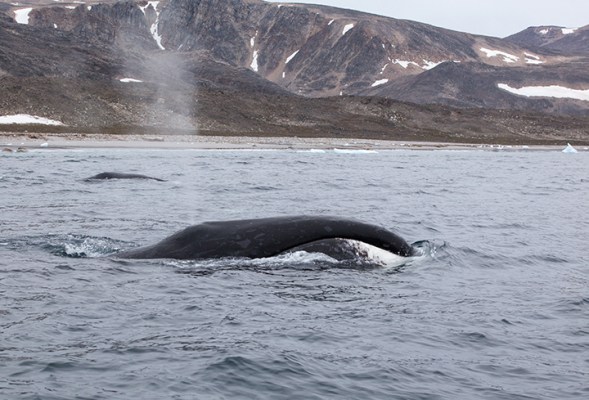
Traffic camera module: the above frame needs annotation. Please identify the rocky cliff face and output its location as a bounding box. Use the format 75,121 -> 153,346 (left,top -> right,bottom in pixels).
0,0 -> 588,142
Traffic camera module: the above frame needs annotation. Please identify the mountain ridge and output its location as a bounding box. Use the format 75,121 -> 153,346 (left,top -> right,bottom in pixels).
0,0 -> 587,144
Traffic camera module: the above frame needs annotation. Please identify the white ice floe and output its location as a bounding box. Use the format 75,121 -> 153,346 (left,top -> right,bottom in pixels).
562,27 -> 577,34
480,47 -> 519,63
285,50 -> 299,64
497,83 -> 589,101
342,23 -> 354,35
14,7 -> 32,24
0,114 -> 64,126
371,79 -> 389,87
40,142 -> 49,147
562,143 -> 578,153
119,78 -> 143,83
87,5 -> 92,11
251,50 -> 259,71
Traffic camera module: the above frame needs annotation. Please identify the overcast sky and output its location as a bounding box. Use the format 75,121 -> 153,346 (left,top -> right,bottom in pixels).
271,0 -> 588,37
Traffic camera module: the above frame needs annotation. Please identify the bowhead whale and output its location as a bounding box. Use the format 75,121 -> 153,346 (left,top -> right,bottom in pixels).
115,216 -> 416,261
85,172 -> 165,182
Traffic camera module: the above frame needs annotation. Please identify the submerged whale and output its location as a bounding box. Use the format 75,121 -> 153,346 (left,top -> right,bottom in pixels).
115,216 -> 416,262
85,172 -> 165,182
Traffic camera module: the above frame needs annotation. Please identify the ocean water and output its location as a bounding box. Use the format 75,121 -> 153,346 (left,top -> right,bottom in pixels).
0,148 -> 587,400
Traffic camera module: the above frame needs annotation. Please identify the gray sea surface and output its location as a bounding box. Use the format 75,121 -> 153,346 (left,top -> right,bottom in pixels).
1,148 -> 588,400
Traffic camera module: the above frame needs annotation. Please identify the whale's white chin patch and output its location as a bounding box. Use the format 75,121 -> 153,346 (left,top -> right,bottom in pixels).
344,239 -> 408,266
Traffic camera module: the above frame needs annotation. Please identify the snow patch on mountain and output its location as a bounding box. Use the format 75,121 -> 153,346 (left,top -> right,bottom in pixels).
285,50 -> 299,64
480,48 -> 519,63
342,23 -> 354,35
251,50 -> 259,71
524,53 -> 543,65
14,8 -> 32,24
140,1 -> 164,50
371,79 -> 389,87
0,114 -> 64,125
498,84 -> 589,101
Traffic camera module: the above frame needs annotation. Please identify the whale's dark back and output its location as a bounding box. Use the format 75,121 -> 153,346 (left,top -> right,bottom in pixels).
116,216 -> 415,260
85,172 -> 165,182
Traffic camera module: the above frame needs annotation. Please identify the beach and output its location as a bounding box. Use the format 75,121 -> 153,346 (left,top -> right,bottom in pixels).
0,132 -> 571,151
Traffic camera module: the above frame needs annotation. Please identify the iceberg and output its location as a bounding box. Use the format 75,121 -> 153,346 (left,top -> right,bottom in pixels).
562,143 -> 578,153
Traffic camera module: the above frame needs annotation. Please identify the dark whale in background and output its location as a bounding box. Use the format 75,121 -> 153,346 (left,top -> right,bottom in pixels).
115,216 -> 416,261
85,172 -> 165,182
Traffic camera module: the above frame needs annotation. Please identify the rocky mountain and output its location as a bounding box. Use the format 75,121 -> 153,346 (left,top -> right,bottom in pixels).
505,25 -> 589,56
0,0 -> 587,143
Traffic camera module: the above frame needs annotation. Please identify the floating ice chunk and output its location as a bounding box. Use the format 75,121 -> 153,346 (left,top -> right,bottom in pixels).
0,114 -> 64,125
14,7 -> 32,24
562,143 -> 578,153
40,142 -> 49,147
342,23 -> 354,35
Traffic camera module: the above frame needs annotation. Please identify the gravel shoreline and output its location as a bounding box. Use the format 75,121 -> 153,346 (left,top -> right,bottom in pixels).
0,132 -> 575,151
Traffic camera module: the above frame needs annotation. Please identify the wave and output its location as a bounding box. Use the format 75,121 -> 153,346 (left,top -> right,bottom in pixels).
3,234 -> 127,258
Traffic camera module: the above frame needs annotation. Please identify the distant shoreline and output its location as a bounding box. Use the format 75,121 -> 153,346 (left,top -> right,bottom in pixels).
0,132 -> 581,152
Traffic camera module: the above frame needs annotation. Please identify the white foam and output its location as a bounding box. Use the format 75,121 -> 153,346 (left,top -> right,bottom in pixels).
498,83 -> 589,101
0,114 -> 64,125
346,240 -> 407,267
333,148 -> 378,154
562,143 -> 578,153
14,7 -> 32,24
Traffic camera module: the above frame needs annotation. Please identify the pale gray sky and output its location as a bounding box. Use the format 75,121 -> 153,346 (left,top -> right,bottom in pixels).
271,0 -> 589,37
